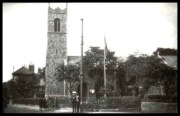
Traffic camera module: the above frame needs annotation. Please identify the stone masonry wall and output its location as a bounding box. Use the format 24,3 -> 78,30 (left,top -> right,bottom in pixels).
45,6 -> 67,96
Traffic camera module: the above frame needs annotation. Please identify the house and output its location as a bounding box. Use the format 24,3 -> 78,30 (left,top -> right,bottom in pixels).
12,64 -> 45,98
147,48 -> 177,96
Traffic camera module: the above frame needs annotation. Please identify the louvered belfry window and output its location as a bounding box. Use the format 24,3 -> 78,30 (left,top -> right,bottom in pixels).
54,18 -> 60,32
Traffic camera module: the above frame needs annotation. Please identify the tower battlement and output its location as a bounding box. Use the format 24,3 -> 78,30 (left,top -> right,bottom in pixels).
48,7 -> 67,14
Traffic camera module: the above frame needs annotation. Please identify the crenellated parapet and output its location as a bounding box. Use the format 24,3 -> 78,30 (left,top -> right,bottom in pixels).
48,7 -> 67,14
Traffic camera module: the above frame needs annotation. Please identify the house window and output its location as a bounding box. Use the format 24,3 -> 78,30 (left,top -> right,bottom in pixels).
54,18 -> 60,32
14,76 -> 18,80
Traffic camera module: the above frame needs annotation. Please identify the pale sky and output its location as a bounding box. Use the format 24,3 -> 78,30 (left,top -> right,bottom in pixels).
3,3 -> 177,82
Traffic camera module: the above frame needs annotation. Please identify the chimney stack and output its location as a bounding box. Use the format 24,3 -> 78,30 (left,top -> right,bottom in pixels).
29,64 -> 34,73
38,67 -> 41,74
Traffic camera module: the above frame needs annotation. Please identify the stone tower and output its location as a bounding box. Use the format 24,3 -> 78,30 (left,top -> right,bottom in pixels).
45,4 -> 68,96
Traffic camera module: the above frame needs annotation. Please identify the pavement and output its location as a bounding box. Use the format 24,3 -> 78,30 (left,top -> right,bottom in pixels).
4,104 -> 73,113
4,104 -> 141,113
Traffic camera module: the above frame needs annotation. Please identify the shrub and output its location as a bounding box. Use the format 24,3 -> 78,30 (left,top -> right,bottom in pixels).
39,98 -> 48,110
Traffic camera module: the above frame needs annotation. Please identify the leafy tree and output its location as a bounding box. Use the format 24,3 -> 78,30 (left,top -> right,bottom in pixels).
83,46 -> 117,99
125,54 -> 156,93
125,53 -> 176,96
14,75 -> 37,98
5,76 -> 37,98
3,82 -> 10,100
83,47 -> 103,99
55,63 -> 80,96
115,61 -> 126,96
77,82 -> 88,101
4,79 -> 17,99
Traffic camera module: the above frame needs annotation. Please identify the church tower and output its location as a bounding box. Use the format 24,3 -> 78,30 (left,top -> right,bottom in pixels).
45,3 -> 68,96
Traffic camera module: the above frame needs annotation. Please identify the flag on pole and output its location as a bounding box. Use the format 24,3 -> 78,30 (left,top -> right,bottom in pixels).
104,35 -> 108,59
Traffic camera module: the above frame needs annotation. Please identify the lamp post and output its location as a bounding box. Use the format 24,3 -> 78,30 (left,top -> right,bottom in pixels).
80,18 -> 84,112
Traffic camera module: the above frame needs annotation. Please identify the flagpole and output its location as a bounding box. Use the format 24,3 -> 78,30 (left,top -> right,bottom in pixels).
104,35 -> 107,98
80,18 -> 84,112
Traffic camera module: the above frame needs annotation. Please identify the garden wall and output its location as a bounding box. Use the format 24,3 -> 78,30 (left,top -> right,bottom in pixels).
12,96 -> 72,109
141,102 -> 177,113
12,98 -> 40,105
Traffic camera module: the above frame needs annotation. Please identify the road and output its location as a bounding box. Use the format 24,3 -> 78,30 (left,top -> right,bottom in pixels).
4,104 -> 141,113
4,104 -> 72,113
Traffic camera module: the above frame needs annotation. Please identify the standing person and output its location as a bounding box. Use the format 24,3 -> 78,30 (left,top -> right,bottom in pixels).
71,93 -> 76,113
76,95 -> 80,113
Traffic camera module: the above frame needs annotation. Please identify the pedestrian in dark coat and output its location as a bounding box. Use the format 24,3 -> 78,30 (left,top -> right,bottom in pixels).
71,93 -> 76,113
71,93 -> 77,112
76,95 -> 80,113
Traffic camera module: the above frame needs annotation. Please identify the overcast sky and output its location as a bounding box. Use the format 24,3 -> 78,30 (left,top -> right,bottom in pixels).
3,3 -> 177,82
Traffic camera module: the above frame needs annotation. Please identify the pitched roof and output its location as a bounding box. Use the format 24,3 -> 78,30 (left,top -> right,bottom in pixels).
161,56 -> 177,69
12,66 -> 34,75
67,56 -> 80,64
155,48 -> 177,56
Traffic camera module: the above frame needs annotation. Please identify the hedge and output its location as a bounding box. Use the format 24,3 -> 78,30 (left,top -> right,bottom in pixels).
142,95 -> 177,103
12,98 -> 41,105
12,96 -> 72,108
55,96 -> 71,107
120,96 -> 141,109
141,102 -> 177,113
84,96 -> 141,110
106,97 -> 121,108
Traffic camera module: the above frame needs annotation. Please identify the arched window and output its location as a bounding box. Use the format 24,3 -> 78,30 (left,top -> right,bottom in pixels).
54,18 -> 60,32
